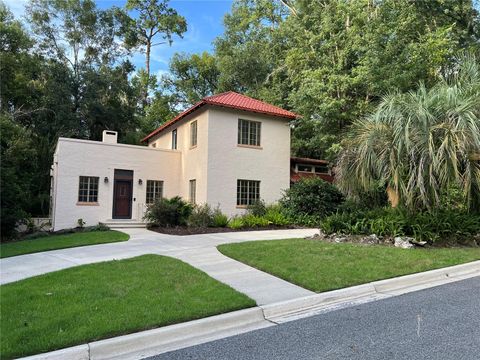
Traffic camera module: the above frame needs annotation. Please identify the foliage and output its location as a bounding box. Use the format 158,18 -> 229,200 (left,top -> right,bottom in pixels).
280,178 -> 345,221
0,255 -> 255,358
320,208 -> 480,244
212,213 -> 229,228
144,196 -> 193,227
0,115 -> 37,240
336,54 -> 480,212
246,200 -> 267,216
218,239 -> 480,293
227,217 -> 244,230
187,204 -> 228,228
263,205 -> 290,226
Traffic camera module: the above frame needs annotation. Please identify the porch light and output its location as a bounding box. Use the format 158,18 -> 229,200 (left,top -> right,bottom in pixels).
104,177 -> 109,184
138,179 -> 143,185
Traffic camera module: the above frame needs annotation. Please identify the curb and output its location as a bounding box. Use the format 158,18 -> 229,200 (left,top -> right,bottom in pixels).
262,260 -> 480,323
19,260 -> 480,360
20,308 -> 272,360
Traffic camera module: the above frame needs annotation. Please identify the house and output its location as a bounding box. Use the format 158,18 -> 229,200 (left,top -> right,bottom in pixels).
50,92 -> 298,231
290,157 -> 334,184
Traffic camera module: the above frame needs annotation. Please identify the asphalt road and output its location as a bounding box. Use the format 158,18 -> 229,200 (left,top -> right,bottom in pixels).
147,276 -> 480,360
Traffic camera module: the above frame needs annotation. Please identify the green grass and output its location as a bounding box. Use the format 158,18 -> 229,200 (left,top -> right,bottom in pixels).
218,239 -> 480,293
0,255 -> 255,359
0,230 -> 129,258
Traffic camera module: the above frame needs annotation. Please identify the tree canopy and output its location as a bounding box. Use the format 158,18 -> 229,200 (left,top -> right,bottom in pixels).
1,0 -> 479,238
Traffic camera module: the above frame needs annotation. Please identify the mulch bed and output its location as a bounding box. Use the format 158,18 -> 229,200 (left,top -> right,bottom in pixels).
149,225 -> 301,236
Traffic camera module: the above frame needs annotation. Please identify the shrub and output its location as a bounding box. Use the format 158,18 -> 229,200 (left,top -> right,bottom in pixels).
212,212 -> 229,227
264,205 -> 290,226
241,214 -> 270,227
280,178 -> 345,221
87,223 -> 110,232
188,204 -> 215,227
246,200 -> 267,216
187,204 -> 229,228
144,196 -> 193,227
320,207 -> 480,244
228,217 -> 244,229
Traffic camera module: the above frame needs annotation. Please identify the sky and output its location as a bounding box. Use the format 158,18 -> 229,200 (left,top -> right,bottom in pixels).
4,0 -> 233,78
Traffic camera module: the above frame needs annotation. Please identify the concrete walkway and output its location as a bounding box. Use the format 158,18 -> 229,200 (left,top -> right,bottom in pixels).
0,228 -> 318,305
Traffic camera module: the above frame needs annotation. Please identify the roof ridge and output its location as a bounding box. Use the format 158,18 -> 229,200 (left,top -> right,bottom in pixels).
203,91 -> 236,100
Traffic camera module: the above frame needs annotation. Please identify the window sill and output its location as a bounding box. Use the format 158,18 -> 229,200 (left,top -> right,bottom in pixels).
236,205 -> 249,209
76,202 -> 99,206
189,145 -> 197,150
237,144 -> 262,150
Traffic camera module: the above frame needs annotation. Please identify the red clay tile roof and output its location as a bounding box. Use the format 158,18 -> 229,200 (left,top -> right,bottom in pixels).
142,91 -> 298,142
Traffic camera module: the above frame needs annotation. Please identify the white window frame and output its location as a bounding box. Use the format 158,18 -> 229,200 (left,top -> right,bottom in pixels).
78,176 -> 99,203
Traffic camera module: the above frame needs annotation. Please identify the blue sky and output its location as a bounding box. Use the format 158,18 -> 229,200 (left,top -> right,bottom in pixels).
5,0 -> 233,77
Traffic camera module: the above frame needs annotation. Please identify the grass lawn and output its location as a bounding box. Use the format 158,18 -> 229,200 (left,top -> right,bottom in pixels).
0,254 -> 255,359
0,230 -> 129,258
218,239 -> 480,293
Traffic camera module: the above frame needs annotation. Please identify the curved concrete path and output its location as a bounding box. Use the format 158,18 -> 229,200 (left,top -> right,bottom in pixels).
0,228 -> 318,305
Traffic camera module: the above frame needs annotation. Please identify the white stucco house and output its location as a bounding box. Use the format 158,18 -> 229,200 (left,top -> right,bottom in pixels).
50,91 -> 299,231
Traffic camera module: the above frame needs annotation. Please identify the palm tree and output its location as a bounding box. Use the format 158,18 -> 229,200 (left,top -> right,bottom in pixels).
336,54 -> 480,212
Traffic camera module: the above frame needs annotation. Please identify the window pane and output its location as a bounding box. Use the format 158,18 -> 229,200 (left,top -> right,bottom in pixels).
172,129 -> 177,150
298,165 -> 313,172
238,119 -> 260,146
237,179 -> 260,206
146,180 -> 163,204
190,121 -> 197,147
189,179 -> 196,204
78,176 -> 99,203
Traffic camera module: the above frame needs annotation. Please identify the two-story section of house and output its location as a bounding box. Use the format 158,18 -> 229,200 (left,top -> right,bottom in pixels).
50,92 -> 296,231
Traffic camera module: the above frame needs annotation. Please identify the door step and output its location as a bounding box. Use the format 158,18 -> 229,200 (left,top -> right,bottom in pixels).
101,220 -> 146,229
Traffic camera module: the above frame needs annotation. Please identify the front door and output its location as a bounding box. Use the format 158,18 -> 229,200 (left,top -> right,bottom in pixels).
113,170 -> 133,219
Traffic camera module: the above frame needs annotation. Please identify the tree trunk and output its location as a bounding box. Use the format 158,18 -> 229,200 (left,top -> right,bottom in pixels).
142,39 -> 151,108
387,186 -> 399,208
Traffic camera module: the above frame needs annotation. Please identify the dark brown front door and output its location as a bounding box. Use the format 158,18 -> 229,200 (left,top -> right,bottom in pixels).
113,169 -> 133,219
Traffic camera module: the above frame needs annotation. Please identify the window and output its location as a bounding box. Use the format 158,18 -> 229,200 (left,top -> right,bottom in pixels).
190,121 -> 197,147
189,179 -> 196,204
315,165 -> 329,174
78,176 -> 99,203
238,119 -> 261,146
297,164 -> 312,172
237,180 -> 260,206
146,180 -> 163,204
172,129 -> 177,150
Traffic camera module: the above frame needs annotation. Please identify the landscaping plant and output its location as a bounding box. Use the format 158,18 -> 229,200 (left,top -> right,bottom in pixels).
144,196 -> 193,227
280,177 -> 345,224
336,54 -> 480,212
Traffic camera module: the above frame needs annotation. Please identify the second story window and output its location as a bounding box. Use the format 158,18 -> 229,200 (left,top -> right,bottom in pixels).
78,176 -> 99,203
238,119 -> 261,147
190,121 -> 197,147
172,129 -> 177,150
146,180 -> 163,204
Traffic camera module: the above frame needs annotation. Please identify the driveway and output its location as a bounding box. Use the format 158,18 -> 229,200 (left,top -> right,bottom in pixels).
0,228 -> 318,305
147,276 -> 480,360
